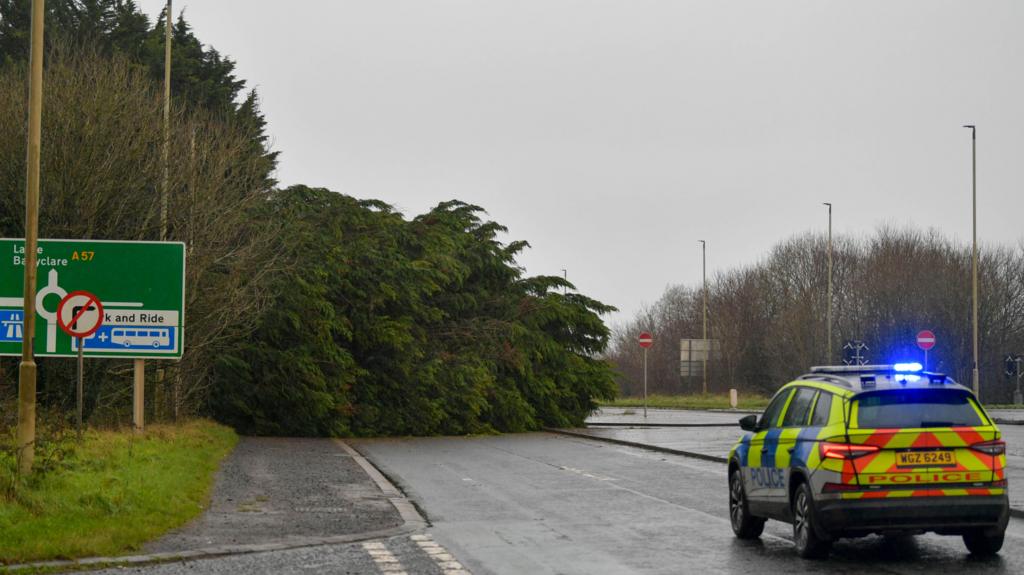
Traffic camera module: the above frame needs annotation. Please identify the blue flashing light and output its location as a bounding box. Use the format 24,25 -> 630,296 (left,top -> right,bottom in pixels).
893,362 -> 924,373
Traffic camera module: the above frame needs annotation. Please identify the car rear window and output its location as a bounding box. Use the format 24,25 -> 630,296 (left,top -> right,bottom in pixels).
854,389 -> 985,429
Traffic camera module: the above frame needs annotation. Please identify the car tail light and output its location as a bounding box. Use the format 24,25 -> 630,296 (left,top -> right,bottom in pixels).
969,439 -> 1006,456
819,441 -> 879,460
822,482 -> 860,493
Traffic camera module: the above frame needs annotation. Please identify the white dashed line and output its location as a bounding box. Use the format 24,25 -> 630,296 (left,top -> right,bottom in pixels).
362,541 -> 408,575
412,534 -> 471,575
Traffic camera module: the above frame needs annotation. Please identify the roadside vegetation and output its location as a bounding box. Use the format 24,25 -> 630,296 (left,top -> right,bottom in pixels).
600,393 -> 769,411
0,1 -> 617,436
0,420 -> 236,564
610,229 -> 1024,404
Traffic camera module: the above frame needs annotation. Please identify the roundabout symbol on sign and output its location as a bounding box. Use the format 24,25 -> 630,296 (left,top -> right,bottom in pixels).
57,290 -> 104,339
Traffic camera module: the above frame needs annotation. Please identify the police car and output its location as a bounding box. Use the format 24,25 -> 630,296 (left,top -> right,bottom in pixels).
727,363 -> 1009,558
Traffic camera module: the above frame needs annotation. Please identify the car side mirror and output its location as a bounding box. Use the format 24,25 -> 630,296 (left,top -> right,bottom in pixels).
739,414 -> 758,432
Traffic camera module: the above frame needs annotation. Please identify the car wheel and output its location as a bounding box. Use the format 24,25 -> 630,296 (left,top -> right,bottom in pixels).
729,468 -> 765,539
963,527 -> 1004,556
792,482 -> 831,559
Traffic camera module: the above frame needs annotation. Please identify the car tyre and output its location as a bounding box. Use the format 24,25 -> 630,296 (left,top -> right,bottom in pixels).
792,481 -> 831,559
728,468 -> 765,539
963,527 -> 1004,556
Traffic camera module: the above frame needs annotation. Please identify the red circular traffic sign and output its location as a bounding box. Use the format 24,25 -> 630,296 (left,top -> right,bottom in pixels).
57,290 -> 104,338
638,331 -> 654,348
916,330 -> 936,351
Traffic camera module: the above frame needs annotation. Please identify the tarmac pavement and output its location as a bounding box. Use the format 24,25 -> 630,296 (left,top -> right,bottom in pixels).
356,433 -> 1024,574
146,437 -> 404,552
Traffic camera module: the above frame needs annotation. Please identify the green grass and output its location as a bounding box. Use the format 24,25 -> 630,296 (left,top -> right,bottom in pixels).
601,393 -> 771,411
0,420 -> 237,564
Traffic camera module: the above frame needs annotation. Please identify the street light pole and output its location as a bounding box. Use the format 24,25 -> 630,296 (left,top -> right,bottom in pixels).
964,124 -> 979,398
561,268 -> 567,295
699,240 -> 708,394
824,202 -> 832,364
16,0 -> 45,475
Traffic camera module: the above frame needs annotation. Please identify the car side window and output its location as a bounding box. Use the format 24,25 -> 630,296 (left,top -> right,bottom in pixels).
810,392 -> 833,426
781,387 -> 816,427
757,388 -> 793,430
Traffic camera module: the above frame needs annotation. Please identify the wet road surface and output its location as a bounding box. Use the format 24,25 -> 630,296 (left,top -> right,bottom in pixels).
357,432 -> 1024,575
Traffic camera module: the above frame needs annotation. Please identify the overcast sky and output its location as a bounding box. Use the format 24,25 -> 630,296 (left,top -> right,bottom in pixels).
138,1 -> 1024,329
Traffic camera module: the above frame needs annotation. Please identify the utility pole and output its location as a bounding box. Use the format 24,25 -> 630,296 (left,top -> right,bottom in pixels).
964,124 -> 979,398
824,202 -> 832,364
17,0 -> 45,475
136,0 -> 173,432
561,268 -> 567,295
161,0 -> 172,239
699,240 -> 708,394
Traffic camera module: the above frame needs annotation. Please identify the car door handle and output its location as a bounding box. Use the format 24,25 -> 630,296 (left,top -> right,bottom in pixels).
787,448 -> 795,454
760,448 -> 769,453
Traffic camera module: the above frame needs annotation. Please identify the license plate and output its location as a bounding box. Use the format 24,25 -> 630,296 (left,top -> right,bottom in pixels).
896,450 -> 956,467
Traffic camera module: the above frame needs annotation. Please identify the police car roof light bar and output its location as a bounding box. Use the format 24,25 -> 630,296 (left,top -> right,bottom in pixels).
893,362 -> 924,373
810,364 -> 929,374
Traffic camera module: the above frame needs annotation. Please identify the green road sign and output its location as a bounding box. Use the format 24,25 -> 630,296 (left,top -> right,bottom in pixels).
0,239 -> 185,359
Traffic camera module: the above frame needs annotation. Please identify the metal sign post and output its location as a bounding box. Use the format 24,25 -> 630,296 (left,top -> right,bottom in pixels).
643,347 -> 648,418
56,291 -> 103,440
638,332 -> 653,419
917,330 -> 936,371
77,336 -> 83,439
1011,356 -> 1019,405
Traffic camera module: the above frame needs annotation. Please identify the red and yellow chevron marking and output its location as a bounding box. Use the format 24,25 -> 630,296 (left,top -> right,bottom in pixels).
824,425 -> 1004,493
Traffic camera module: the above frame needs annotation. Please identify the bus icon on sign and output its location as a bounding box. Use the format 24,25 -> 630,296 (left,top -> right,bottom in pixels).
112,327 -> 171,348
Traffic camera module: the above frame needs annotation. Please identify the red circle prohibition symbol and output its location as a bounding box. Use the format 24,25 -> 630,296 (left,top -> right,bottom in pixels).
57,290 -> 104,339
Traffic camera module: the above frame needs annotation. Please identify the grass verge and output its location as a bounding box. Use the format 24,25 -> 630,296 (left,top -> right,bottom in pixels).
0,420 -> 237,565
600,393 -> 770,411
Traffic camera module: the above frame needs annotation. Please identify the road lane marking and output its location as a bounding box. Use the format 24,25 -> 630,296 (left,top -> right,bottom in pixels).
412,534 -> 471,574
558,465 -> 616,481
362,541 -> 407,574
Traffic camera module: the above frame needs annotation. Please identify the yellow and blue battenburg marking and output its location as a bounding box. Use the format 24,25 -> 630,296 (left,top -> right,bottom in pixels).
729,378 -> 1005,500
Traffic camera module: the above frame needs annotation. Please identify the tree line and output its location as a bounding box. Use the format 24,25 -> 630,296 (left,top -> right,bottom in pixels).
608,227 -> 1024,403
0,1 -> 617,435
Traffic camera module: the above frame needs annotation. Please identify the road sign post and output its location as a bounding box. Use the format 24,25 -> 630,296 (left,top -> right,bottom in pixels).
57,290 -> 103,440
639,332 -> 653,418
1016,357 -> 1023,405
917,330 -> 936,371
